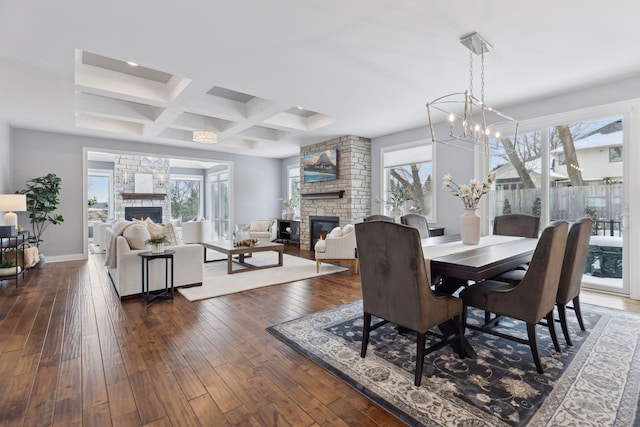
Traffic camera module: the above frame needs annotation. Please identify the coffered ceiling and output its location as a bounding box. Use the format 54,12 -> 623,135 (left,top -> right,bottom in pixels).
1,1 -> 640,159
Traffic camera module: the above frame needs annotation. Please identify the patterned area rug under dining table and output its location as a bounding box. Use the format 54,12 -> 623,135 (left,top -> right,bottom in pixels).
267,300 -> 640,426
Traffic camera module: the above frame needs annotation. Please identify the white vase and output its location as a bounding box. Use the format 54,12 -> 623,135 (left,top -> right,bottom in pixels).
460,208 -> 480,245
152,243 -> 164,254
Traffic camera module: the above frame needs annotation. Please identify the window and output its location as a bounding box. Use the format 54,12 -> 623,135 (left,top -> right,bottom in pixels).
609,146 -> 622,162
88,169 -> 113,221
287,165 -> 301,217
381,142 -> 433,220
170,174 -> 203,221
209,171 -> 229,239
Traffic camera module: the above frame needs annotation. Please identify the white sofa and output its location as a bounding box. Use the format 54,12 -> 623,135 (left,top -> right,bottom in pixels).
182,219 -> 212,243
314,224 -> 358,273
105,220 -> 203,298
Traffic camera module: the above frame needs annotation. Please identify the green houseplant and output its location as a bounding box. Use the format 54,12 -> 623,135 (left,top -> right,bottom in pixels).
375,185 -> 414,217
281,194 -> 300,220
146,235 -> 169,253
19,173 -> 64,248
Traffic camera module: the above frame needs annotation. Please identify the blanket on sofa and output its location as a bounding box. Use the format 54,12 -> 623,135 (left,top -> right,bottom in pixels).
104,221 -> 137,269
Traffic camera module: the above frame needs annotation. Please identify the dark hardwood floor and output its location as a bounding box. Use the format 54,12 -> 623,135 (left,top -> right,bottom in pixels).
0,245 -> 637,426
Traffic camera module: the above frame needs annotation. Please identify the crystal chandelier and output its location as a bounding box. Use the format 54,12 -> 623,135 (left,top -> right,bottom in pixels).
192,130 -> 217,143
426,32 -> 519,154
192,116 -> 218,143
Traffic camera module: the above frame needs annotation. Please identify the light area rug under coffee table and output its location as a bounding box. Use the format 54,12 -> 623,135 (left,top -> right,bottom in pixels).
178,252 -> 348,301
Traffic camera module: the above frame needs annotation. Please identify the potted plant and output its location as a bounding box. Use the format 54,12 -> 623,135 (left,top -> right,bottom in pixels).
375,185 -> 413,217
0,260 -> 21,276
281,194 -> 300,220
146,235 -> 169,253
19,173 -> 64,249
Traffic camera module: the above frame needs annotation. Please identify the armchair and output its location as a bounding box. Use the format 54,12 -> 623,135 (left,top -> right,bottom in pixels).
182,219 -> 212,244
314,224 -> 358,273
248,219 -> 277,243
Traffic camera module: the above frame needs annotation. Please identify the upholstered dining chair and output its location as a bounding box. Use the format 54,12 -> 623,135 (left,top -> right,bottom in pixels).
496,218 -> 593,346
493,214 -> 541,238
400,214 -> 431,239
363,214 -> 395,222
460,221 -> 568,374
355,221 -> 465,386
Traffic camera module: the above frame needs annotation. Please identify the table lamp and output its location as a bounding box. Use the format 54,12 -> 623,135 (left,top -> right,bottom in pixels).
0,194 -> 27,226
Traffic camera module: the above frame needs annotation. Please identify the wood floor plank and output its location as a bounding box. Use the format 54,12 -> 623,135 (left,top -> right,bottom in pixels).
0,248 -> 633,426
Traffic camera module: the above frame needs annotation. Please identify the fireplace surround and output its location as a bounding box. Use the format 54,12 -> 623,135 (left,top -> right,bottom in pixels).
125,207 -> 162,223
309,216 -> 340,250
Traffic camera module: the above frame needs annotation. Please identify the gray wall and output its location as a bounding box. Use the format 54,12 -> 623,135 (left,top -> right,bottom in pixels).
0,117 -> 11,195
11,129 -> 281,259
371,75 -> 640,235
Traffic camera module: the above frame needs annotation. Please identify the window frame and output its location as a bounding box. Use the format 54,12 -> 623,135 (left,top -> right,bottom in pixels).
169,173 -> 204,220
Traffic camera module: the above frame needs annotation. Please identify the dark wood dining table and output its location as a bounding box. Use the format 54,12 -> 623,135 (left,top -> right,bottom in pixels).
420,234 -> 539,358
421,234 -> 538,282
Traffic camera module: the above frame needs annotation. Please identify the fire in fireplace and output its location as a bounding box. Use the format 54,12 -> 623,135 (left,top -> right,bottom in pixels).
309,216 -> 340,250
125,207 -> 162,223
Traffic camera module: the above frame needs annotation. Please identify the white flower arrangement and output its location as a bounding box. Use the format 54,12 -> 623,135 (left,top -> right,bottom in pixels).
442,172 -> 496,209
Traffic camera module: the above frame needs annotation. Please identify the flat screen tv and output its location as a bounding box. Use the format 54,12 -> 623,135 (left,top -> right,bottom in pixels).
303,148 -> 338,182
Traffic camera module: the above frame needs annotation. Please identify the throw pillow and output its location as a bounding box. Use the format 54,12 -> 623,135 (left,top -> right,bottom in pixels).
146,221 -> 181,246
250,220 -> 271,232
327,227 -> 343,238
342,224 -> 355,236
122,224 -> 151,250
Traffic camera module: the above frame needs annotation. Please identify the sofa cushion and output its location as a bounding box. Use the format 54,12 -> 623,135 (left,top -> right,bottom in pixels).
250,220 -> 272,232
122,224 -> 151,250
342,224 -> 355,236
328,227 -> 343,238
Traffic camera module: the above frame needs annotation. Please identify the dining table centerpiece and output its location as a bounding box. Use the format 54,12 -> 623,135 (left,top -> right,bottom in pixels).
443,172 -> 495,245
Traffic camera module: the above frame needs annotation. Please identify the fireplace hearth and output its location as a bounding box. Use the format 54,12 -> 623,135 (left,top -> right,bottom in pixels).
125,207 -> 162,223
309,216 -> 340,250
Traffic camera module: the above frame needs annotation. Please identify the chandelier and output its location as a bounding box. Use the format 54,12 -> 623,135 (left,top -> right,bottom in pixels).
426,32 -> 518,154
192,130 -> 217,143
192,116 -> 218,144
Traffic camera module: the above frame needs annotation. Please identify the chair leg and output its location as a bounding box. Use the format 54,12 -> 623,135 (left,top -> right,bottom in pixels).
484,311 -> 491,324
361,313 -> 371,358
414,333 -> 426,386
455,314 -> 465,359
557,303 -> 572,346
315,260 -> 320,273
526,323 -> 544,374
573,296 -> 586,331
354,259 -> 359,275
546,311 -> 561,352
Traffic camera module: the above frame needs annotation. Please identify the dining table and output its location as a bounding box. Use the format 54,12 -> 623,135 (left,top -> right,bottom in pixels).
422,234 -> 538,283
420,234 -> 539,358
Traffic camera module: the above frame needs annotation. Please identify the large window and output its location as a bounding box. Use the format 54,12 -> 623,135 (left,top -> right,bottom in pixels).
170,174 -> 203,221
381,142 -> 434,220
209,171 -> 229,239
87,169 -> 113,222
287,166 -> 301,218
488,114 -> 625,293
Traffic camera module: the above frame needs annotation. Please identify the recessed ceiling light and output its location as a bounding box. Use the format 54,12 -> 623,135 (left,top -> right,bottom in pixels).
126,61 -> 139,67
296,106 -> 304,110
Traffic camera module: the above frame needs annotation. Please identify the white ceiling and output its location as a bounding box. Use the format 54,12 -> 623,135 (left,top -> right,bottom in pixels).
1,1 -> 640,159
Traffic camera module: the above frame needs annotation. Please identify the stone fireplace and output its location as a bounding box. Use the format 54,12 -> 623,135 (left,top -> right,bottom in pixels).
299,135 -> 371,249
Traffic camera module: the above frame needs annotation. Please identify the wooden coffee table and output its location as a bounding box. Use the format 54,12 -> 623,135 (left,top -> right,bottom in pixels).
201,240 -> 284,274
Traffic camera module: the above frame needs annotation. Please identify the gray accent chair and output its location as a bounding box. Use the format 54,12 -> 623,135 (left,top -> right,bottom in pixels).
460,221 -> 568,374
493,214 -> 540,238
400,214 -> 431,239
355,221 -> 465,386
363,214 -> 395,222
496,218 -> 593,346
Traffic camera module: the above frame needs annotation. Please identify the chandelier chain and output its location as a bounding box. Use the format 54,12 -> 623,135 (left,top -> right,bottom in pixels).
480,46 -> 485,104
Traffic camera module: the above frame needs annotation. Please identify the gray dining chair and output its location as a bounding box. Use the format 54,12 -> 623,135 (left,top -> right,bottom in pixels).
493,214 -> 540,238
497,218 -> 593,346
400,214 -> 431,239
460,221 -> 568,374
355,221 -> 465,386
363,214 -> 395,222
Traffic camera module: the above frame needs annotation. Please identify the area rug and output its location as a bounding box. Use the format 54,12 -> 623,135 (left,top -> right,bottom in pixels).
178,252 -> 347,301
267,300 -> 640,426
